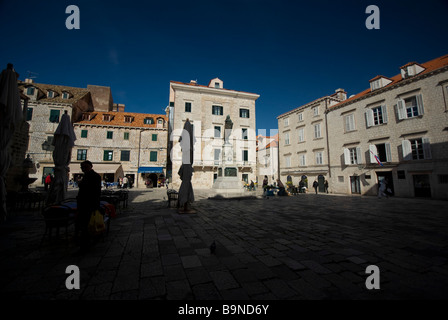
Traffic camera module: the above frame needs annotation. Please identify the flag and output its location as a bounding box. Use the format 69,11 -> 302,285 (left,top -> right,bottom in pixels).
370,150 -> 384,166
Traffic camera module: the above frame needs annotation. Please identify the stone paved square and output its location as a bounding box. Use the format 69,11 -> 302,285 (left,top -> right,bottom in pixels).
1,188 -> 447,300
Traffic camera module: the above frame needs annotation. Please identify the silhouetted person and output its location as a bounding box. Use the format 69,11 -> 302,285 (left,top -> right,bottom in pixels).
75,160 -> 101,253
324,179 -> 329,193
313,180 -> 318,194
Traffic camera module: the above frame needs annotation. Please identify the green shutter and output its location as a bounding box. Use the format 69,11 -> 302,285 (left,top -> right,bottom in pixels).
150,151 -> 157,162
152,134 -> 157,141
81,130 -> 88,138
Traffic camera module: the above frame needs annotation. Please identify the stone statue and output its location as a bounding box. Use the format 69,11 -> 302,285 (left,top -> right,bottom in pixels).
224,115 -> 233,143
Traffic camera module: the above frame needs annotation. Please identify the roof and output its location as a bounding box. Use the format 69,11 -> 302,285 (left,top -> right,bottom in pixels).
74,111 -> 168,129
18,81 -> 91,104
170,80 -> 259,96
329,54 -> 448,111
277,94 -> 342,119
256,134 -> 279,151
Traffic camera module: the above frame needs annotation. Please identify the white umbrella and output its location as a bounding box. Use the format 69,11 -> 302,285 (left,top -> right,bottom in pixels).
46,111 -> 76,205
178,119 -> 194,212
0,64 -> 22,221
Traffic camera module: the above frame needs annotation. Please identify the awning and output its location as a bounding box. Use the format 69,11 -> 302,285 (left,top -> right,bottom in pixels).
69,163 -> 123,175
138,166 -> 164,173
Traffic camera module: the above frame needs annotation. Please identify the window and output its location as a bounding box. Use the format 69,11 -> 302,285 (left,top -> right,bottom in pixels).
215,82 -> 220,88
212,105 -> 223,116
77,149 -> 87,161
314,123 -> 321,139
397,94 -> 424,120
157,119 -> 163,125
62,92 -> 69,99
438,175 -> 448,184
214,149 -> 221,164
369,143 -> 391,163
242,128 -> 248,140
26,107 -> 33,121
313,106 -> 319,116
298,128 -> 305,142
344,147 -> 362,165
298,113 -> 303,122
124,116 -> 133,123
397,170 -> 406,179
402,138 -> 432,161
185,102 -> 191,112
284,117 -> 289,127
49,110 -> 60,123
120,150 -> 130,161
144,117 -> 154,124
124,132 -> 129,140
240,108 -> 250,118
315,151 -> 323,165
299,154 -> 306,166
26,87 -> 35,95
152,134 -> 158,141
106,131 -> 113,139
285,155 -> 291,167
366,106 -> 388,127
345,114 -> 355,132
284,132 -> 290,145
242,150 -> 249,162
103,150 -> 113,161
81,130 -> 88,138
47,91 -> 54,98
150,151 -> 158,162
214,126 -> 221,138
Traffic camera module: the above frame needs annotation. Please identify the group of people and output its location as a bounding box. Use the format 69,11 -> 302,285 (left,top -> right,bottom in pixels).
117,176 -> 133,189
262,175 -> 330,196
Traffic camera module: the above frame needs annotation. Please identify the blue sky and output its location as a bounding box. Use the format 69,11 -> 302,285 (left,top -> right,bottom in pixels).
1,0 -> 447,133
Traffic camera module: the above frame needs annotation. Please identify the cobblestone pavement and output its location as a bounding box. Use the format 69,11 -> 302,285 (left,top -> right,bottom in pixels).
1,188 -> 447,300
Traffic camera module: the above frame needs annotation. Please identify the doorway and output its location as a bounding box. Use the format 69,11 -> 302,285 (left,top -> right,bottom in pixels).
376,171 -> 394,196
413,174 -> 431,198
318,175 -> 325,193
350,176 -> 361,194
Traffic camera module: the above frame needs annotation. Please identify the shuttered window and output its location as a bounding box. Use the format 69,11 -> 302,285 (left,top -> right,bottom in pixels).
402,137 -> 431,160
397,94 -> 424,120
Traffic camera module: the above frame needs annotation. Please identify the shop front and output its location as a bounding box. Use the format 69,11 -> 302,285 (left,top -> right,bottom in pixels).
137,166 -> 165,188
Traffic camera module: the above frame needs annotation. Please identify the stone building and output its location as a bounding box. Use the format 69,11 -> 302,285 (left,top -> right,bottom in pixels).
167,78 -> 260,189
18,79 -> 99,186
326,54 -> 448,199
277,89 -> 347,190
72,111 -> 168,188
256,134 -> 278,186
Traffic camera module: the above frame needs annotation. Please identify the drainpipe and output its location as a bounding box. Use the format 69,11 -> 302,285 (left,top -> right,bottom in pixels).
325,99 -> 331,178
136,129 -> 143,188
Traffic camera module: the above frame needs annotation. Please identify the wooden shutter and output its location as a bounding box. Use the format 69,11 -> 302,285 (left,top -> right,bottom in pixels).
381,105 -> 388,124
356,147 -> 362,164
343,148 -> 350,165
402,140 -> 412,160
416,94 -> 424,115
366,109 -> 374,127
422,137 -> 432,159
385,143 -> 392,162
397,100 -> 406,120
369,144 -> 378,163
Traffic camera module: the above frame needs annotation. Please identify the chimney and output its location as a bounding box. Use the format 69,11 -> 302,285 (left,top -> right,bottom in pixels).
113,103 -> 125,112
190,80 -> 197,84
335,88 -> 347,101
25,78 -> 33,84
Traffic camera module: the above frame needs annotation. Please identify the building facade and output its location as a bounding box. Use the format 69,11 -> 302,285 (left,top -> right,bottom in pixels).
167,78 -> 260,189
18,79 -> 97,186
72,111 -> 168,188
277,89 -> 346,191
256,134 -> 279,186
326,55 -> 448,200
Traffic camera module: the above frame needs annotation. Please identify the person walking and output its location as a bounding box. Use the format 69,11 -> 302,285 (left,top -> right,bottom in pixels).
324,179 -> 329,194
313,180 -> 318,194
378,178 -> 388,199
75,160 -> 101,254
44,173 -> 52,191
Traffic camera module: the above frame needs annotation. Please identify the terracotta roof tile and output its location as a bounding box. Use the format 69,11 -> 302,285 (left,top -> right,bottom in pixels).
75,111 -> 167,129
330,54 -> 448,110
18,81 -> 90,104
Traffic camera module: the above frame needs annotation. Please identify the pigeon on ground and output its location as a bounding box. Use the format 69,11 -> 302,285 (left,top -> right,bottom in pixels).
210,241 -> 216,254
